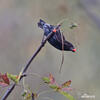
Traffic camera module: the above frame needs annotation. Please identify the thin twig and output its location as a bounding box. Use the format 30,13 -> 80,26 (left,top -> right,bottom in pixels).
1,24 -> 61,100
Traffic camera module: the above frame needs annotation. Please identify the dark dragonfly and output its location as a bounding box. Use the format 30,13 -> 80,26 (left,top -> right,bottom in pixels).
38,19 -> 76,52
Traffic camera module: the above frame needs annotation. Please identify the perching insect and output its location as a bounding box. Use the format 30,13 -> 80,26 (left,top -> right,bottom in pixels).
38,19 -> 76,73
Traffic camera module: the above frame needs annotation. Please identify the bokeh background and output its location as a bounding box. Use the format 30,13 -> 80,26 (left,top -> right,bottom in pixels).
0,0 -> 100,100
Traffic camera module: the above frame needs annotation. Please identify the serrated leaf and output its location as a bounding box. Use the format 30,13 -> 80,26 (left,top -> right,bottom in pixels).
61,80 -> 71,88
7,73 -> 19,83
42,77 -> 50,84
49,73 -> 55,84
59,90 -> 75,100
49,84 -> 58,89
0,73 -> 10,87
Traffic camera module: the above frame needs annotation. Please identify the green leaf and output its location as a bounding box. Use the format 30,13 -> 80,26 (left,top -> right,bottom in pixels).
59,90 -> 75,100
7,73 -> 19,83
49,84 -> 58,89
21,90 -> 27,97
42,77 -> 50,84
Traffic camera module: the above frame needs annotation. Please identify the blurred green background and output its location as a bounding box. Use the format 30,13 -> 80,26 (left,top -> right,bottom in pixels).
0,0 -> 100,100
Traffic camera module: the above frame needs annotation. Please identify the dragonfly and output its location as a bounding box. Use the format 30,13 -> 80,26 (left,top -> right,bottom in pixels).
38,19 -> 77,73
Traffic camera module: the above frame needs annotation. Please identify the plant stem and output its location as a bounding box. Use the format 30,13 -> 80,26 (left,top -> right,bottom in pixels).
1,24 -> 61,100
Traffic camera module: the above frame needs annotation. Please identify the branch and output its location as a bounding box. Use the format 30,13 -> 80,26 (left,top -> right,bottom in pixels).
1,24 -> 61,100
